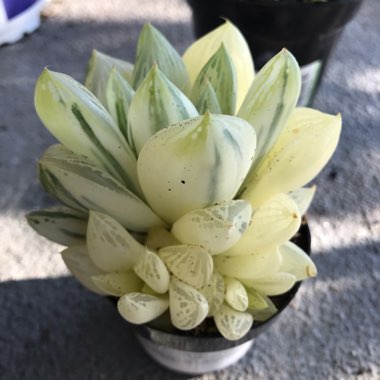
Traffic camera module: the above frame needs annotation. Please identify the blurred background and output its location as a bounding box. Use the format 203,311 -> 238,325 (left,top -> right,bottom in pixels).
0,0 -> 379,379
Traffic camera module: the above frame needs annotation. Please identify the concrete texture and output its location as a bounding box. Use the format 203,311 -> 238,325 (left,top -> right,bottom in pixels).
0,0 -> 379,379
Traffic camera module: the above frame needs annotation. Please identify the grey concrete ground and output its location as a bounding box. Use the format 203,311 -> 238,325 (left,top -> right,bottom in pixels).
0,0 -> 379,379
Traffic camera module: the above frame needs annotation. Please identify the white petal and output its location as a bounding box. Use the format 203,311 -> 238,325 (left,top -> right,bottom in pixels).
183,20 -> 254,109
242,107 -> 342,207
279,241 -> 317,281
87,211 -> 145,272
214,246 -> 281,280
169,277 -> 209,330
134,249 -> 170,294
91,271 -> 143,296
159,245 -> 213,289
171,200 -> 252,255
61,245 -> 105,294
118,292 -> 169,324
214,303 -> 253,341
138,113 -> 256,223
227,193 -> 300,255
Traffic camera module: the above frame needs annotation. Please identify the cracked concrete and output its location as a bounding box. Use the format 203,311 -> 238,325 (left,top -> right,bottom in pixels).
0,0 -> 379,379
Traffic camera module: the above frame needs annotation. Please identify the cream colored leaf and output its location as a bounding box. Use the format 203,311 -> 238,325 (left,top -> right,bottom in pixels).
279,241 -> 317,281
288,186 -> 316,215
134,249 -> 170,294
224,277 -> 249,312
145,226 -> 180,251
128,65 -> 198,154
87,211 -> 145,272
138,113 -> 256,223
214,303 -> 253,341
227,193 -> 300,255
118,292 -> 169,324
238,49 -> 301,173
242,107 -> 342,207
91,271 -> 143,296
61,245 -> 105,295
169,277 -> 209,330
159,245 -> 213,289
246,287 -> 269,310
214,246 -> 281,280
183,20 -> 254,109
241,272 -> 297,296
199,271 -> 225,317
171,200 -> 252,255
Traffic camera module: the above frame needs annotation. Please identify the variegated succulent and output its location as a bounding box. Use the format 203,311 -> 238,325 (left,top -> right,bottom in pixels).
27,21 -> 341,341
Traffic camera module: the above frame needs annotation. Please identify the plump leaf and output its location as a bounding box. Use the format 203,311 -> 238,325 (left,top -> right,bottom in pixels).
118,292 -> 169,324
246,287 -> 269,310
241,108 -> 342,207
171,200 -> 252,255
199,271 -> 225,317
247,294 -> 278,322
227,193 -> 300,255
288,186 -> 316,215
194,80 -> 222,114
39,145 -> 164,232
105,68 -> 135,143
92,271 -> 143,296
191,44 -> 236,115
138,113 -> 256,223
85,49 -> 133,105
238,49 -> 301,178
87,211 -> 146,272
27,206 -> 87,246
61,245 -> 105,294
35,69 -> 141,194
128,65 -> 198,154
241,272 -> 297,296
145,226 -> 180,251
214,303 -> 253,341
132,24 -> 188,91
214,246 -> 281,280
279,241 -> 317,281
224,277 -> 249,312
134,249 -> 170,294
169,277 -> 209,330
183,20 -> 254,110
159,245 -> 213,289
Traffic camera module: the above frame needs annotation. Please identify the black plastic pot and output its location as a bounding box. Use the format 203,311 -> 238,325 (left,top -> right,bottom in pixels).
131,219 -> 312,374
187,0 -> 363,106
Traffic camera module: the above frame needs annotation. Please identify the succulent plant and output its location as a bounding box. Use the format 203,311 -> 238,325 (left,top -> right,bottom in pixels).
27,21 -> 341,341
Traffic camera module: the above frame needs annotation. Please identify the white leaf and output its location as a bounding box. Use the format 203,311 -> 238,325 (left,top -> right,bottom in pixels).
199,271 -> 225,317
159,245 -> 213,289
288,186 -> 316,215
171,200 -> 252,255
134,249 -> 170,294
169,277 -> 209,330
91,271 -> 143,296
87,211 -> 145,272
214,303 -> 253,341
227,193 -> 300,255
61,245 -> 105,294
224,277 -> 249,312
118,292 -> 169,324
138,113 -> 256,223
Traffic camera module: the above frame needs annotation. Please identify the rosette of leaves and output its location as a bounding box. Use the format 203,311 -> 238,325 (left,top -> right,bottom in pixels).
27,21 -> 341,341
